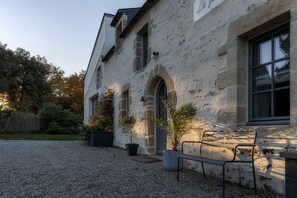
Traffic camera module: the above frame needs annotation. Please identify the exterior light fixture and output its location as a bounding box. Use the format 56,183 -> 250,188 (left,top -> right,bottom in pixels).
152,51 -> 159,59
140,96 -> 145,102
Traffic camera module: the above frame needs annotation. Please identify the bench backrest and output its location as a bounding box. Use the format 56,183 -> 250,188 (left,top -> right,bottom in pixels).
200,130 -> 257,158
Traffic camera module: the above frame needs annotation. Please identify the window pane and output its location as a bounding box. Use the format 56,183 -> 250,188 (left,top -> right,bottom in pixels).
255,40 -> 272,65
92,96 -> 98,116
274,33 -> 289,60
142,31 -> 148,67
274,60 -> 290,88
253,65 -> 272,92
253,92 -> 271,118
274,89 -> 290,117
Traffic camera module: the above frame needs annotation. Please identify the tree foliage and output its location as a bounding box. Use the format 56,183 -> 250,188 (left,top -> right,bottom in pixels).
39,102 -> 82,131
0,42 -> 85,115
0,43 -> 50,112
45,70 -> 85,114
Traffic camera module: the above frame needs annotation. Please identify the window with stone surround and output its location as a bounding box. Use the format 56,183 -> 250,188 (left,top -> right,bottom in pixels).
90,94 -> 98,117
134,24 -> 149,72
96,66 -> 102,89
119,84 -> 131,123
249,24 -> 290,123
123,90 -> 129,116
142,30 -> 148,67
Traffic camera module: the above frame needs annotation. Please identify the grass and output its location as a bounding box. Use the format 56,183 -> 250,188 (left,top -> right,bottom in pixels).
0,133 -> 81,141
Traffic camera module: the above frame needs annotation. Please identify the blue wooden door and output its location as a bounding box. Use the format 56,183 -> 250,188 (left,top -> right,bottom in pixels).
156,80 -> 167,155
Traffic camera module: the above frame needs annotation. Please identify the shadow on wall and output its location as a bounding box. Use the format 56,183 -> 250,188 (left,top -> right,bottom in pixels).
115,98 -> 292,193
181,107 -> 293,194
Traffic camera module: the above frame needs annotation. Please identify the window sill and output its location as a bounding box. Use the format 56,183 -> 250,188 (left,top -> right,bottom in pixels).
246,119 -> 290,126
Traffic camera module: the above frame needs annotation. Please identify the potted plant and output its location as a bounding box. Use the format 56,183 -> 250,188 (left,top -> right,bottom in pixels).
86,89 -> 114,147
145,101 -> 197,171
120,114 -> 139,156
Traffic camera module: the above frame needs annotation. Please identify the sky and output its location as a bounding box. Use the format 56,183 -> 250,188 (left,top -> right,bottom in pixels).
0,0 -> 146,76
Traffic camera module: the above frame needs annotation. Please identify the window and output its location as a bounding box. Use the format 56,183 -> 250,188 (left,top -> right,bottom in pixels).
96,66 -> 101,89
91,95 -> 98,117
249,24 -> 290,123
123,91 -> 129,116
134,24 -> 149,71
142,30 -> 148,67
119,84 -> 130,124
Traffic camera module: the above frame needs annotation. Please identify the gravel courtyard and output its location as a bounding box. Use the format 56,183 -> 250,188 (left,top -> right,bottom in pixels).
0,140 -> 281,198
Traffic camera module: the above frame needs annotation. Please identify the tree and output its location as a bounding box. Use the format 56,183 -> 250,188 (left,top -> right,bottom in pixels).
0,43 -> 51,112
0,42 -> 84,115
63,71 -> 85,114
44,69 -> 85,114
44,64 -> 67,106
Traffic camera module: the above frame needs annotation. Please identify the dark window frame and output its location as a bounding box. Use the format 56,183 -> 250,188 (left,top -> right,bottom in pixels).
142,30 -> 148,67
248,24 -> 290,125
96,66 -> 102,89
123,90 -> 129,116
136,23 -> 149,71
90,94 -> 98,117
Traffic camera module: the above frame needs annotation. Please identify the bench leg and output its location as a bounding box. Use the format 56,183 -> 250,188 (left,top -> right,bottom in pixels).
177,157 -> 180,182
201,162 -> 205,177
252,161 -> 257,194
222,165 -> 225,198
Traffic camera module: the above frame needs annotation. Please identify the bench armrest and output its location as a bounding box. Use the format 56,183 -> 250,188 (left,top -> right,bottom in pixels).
231,144 -> 256,161
235,143 -> 256,148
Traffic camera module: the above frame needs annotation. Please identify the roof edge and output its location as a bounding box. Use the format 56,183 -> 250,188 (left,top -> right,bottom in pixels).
110,7 -> 141,27
85,13 -> 114,75
120,0 -> 159,38
102,45 -> 115,62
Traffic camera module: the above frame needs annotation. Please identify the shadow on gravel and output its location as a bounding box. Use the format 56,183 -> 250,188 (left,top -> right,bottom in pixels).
131,155 -> 162,163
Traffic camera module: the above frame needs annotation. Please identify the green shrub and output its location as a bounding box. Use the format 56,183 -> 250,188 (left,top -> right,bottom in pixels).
39,102 -> 82,133
45,122 -> 64,134
39,102 -> 63,129
61,109 -> 82,127
87,90 -> 113,132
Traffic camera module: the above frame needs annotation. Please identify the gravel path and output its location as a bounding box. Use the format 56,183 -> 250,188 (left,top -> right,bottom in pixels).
0,140 -> 281,198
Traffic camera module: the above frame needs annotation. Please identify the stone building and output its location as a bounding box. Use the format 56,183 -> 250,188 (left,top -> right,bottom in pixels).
84,13 -> 115,120
84,0 -> 297,194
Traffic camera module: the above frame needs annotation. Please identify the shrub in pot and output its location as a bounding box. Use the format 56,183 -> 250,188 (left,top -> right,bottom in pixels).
145,101 -> 197,171
86,90 -> 114,147
120,114 -> 138,156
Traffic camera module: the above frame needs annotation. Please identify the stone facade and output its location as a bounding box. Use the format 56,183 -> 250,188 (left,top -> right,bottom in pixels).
84,14 -> 115,123
85,0 -> 297,194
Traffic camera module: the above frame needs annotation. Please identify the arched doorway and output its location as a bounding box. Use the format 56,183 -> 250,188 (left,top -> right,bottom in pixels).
155,80 -> 167,155
143,65 -> 177,155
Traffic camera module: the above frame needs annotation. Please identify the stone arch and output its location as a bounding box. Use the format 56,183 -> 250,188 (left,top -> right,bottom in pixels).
143,64 -> 177,154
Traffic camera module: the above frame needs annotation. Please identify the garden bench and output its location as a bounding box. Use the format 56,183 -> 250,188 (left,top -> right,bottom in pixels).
177,130 -> 257,198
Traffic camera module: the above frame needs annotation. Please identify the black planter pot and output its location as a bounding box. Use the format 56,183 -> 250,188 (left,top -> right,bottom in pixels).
125,143 -> 139,156
88,131 -> 113,147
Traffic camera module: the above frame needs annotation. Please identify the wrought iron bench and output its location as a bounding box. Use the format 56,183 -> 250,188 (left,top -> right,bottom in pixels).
177,130 -> 257,198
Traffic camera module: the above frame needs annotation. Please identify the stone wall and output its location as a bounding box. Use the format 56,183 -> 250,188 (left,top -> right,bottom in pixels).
91,0 -> 297,194
84,15 -> 115,123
